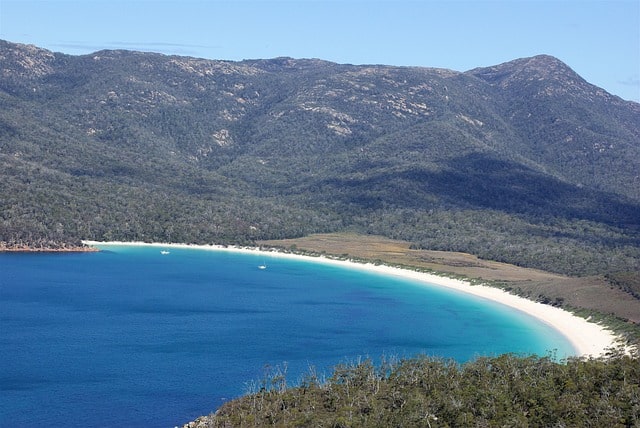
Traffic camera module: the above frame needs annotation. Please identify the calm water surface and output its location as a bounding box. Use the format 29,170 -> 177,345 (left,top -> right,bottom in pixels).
0,245 -> 574,427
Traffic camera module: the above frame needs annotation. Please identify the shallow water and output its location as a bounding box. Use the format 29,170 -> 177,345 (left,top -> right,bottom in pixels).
0,244 -> 573,427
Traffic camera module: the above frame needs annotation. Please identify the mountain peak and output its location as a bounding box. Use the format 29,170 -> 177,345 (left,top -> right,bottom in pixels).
0,40 -> 57,79
465,54 -> 626,104
466,54 -> 582,87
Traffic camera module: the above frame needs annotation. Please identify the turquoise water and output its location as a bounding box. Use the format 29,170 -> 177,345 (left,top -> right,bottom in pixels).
0,244 -> 574,427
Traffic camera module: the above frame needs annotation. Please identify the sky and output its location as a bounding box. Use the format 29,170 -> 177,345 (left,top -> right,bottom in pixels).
1,0 -> 638,102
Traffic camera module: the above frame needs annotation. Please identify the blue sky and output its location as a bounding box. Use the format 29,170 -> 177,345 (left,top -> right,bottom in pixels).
1,0 -> 638,102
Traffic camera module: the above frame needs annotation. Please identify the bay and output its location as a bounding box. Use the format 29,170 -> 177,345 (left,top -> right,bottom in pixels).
0,244 -> 573,427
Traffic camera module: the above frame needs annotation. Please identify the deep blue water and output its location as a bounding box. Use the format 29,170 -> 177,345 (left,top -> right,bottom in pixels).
1,244 -> 574,427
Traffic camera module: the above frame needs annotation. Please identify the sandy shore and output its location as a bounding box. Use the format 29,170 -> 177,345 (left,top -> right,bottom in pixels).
83,240 -> 623,358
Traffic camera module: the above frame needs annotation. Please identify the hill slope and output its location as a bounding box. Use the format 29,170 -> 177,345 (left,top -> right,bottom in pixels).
1,40 -> 639,280
183,353 -> 640,428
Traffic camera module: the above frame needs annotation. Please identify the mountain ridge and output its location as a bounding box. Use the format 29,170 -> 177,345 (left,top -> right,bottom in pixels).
1,40 -> 639,282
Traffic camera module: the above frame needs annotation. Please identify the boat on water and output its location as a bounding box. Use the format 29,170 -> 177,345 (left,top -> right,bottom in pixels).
258,263 -> 267,270
160,250 -> 170,255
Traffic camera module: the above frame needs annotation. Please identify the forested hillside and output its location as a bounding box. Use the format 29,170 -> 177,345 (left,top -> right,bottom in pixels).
185,351 -> 640,427
1,40 -> 639,282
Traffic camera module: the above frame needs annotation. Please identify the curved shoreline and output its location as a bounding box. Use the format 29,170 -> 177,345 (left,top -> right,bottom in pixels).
83,240 -> 623,358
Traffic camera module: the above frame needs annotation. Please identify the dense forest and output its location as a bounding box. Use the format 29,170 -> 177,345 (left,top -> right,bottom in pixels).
1,39 -> 639,284
185,350 -> 639,427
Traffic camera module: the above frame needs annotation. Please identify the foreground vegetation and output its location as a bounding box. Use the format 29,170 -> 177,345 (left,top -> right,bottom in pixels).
186,350 -> 639,427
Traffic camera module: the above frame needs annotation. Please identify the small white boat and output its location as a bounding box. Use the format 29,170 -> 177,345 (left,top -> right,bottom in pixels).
258,263 -> 267,270
160,250 -> 170,255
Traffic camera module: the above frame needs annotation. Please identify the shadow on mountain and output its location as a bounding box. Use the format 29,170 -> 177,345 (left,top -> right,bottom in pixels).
321,153 -> 640,229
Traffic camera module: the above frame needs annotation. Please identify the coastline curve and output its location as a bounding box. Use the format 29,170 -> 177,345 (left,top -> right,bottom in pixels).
83,240 -> 622,358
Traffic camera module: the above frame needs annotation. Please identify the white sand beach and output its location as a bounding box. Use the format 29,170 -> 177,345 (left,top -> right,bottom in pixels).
83,240 -> 623,358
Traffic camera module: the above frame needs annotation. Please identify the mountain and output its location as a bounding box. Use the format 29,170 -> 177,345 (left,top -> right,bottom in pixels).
1,40 -> 639,280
